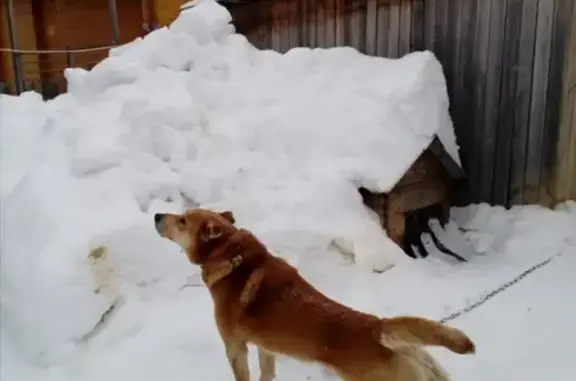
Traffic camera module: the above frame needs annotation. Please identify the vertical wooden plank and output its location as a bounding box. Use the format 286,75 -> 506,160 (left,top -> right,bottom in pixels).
399,0 -> 412,56
351,0 -> 367,52
554,43 -> 576,201
271,2 -> 282,51
434,0 -> 449,63
492,0 -> 522,206
288,0 -> 299,49
11,0 -> 41,91
376,0 -> 389,56
445,0 -> 462,169
0,1 -> 17,92
555,2 -> 576,201
325,0 -> 336,47
438,0 -> 455,101
344,0 -> 355,47
257,7 -> 266,49
335,0 -> 346,46
410,0 -> 424,51
566,95 -> 576,200
250,2 -> 272,50
451,0 -> 477,203
447,0 -> 462,100
31,0 -> 51,88
543,0 -> 573,204
280,0 -> 291,52
239,4 -> 258,49
506,0 -> 539,205
478,0 -> 507,203
264,3 -> 274,50
316,1 -> 327,48
468,0 -> 492,202
299,0 -> 308,46
460,0 -> 478,97
423,0 -> 437,52
307,0 -> 317,48
366,0 -> 378,55
388,1 -> 401,57
524,0 -> 554,204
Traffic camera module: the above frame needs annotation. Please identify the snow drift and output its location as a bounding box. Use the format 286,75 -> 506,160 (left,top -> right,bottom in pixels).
0,0 -> 460,366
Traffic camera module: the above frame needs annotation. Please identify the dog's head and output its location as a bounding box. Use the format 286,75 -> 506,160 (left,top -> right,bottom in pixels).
154,208 -> 236,265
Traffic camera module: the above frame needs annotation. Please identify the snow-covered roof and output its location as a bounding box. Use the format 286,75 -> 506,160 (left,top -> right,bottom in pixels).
177,0 -> 462,178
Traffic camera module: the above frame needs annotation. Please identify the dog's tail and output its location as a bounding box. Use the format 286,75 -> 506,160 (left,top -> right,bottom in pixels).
379,316 -> 475,354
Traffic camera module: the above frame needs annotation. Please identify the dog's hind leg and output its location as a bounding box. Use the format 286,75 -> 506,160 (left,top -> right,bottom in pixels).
257,347 -> 276,381
224,340 -> 250,381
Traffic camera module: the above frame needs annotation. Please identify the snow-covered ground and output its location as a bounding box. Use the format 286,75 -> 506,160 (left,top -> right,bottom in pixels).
2,201 -> 575,381
1,0 -> 575,380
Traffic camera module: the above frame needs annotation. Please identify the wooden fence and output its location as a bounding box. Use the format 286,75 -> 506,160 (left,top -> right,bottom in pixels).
225,0 -> 576,207
553,3 -> 576,206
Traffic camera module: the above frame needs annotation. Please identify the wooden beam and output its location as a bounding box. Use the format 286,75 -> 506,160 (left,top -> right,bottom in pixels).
390,179 -> 447,213
0,0 -> 17,92
551,3 -> 576,203
141,0 -> 160,32
30,0 -> 51,87
8,0 -> 41,91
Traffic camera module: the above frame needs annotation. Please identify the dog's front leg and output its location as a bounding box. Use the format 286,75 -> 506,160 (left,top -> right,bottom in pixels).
258,347 -> 276,381
224,340 -> 250,381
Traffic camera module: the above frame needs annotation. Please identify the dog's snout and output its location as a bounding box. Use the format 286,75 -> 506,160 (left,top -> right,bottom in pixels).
154,213 -> 166,235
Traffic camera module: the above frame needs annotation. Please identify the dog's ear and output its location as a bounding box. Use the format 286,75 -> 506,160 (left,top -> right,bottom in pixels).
219,211 -> 235,224
202,220 -> 222,241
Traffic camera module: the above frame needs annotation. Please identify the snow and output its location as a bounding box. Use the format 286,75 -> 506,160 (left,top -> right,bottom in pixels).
2,0 -> 462,275
445,246 -> 576,380
2,198 -> 575,380
1,0 -> 575,379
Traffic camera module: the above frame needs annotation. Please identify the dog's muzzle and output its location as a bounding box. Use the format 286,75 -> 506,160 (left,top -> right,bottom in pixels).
154,213 -> 165,235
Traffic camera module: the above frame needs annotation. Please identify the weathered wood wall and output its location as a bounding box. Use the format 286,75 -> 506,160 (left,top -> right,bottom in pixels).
1,0 -> 145,94
552,3 -> 576,203
0,0 -> 41,92
226,0 -> 575,207
1,0 -> 191,95
40,0 -> 144,91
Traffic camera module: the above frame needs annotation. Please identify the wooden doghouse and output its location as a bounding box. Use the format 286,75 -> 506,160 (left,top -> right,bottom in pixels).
359,138 -> 465,258
216,0 -> 467,258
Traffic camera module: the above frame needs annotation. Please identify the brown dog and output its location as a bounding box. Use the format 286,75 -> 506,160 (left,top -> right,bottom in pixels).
154,208 -> 475,381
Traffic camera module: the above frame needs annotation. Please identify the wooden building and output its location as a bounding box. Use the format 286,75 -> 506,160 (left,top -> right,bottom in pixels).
360,138 -> 466,260
0,0 -> 188,94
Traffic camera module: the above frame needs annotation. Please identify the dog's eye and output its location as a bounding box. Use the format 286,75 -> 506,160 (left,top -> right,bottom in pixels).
178,217 -> 186,227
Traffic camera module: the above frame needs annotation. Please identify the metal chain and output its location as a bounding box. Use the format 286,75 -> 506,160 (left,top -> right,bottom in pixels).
438,251 -> 563,324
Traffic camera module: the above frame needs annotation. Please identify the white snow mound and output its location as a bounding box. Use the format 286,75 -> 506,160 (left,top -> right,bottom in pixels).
0,0 -> 460,366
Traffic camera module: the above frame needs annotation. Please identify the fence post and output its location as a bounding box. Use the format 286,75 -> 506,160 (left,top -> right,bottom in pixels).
108,0 -> 121,45
5,0 -> 24,94
551,3 -> 576,203
66,46 -> 76,67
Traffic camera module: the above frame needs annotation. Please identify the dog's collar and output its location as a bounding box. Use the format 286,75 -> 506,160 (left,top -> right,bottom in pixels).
200,229 -> 255,287
202,254 -> 244,287
199,253 -> 243,268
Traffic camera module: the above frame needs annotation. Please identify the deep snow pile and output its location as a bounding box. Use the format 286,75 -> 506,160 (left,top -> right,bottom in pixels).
0,0 -> 462,370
